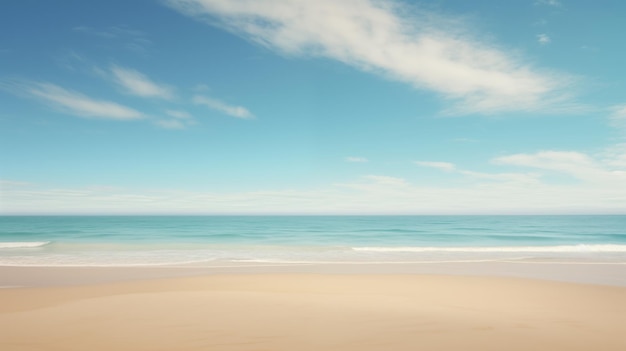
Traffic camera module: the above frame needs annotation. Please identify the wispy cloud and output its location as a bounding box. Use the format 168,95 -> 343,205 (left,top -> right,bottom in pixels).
109,65 -> 175,100
3,149 -> 626,215
363,175 -> 408,187
495,151 -> 596,174
193,95 -> 254,119
415,159 -> 539,184
0,180 -> 31,188
166,109 -> 193,119
166,0 -> 572,115
494,151 -> 626,182
458,170 -> 540,184
537,34 -> 551,45
156,109 -> 197,129
14,81 -> 143,120
346,156 -> 368,163
417,147 -> 626,188
609,105 -> 626,132
4,165 -> 625,215
155,119 -> 187,129
73,25 -> 152,53
415,161 -> 456,172
602,143 -> 626,169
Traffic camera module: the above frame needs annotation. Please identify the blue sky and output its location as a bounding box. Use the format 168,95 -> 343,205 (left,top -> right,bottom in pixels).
1,0 -> 625,214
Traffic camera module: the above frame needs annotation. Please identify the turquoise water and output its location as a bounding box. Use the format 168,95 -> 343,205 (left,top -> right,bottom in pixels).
1,216 -> 625,266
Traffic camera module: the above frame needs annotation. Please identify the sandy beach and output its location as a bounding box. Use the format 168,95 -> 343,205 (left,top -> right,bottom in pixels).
1,270 -> 626,351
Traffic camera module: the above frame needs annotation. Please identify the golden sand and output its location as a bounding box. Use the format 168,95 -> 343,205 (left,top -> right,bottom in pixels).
1,274 -> 625,351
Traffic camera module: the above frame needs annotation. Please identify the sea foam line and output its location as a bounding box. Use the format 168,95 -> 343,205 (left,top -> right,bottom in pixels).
352,244 -> 626,253
0,241 -> 50,249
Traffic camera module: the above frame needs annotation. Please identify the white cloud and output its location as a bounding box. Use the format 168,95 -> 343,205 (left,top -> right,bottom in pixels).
0,180 -> 31,188
194,83 -> 210,92
537,34 -> 551,45
415,160 -> 540,184
155,119 -> 187,129
166,0 -> 572,114
458,170 -> 540,184
494,151 -> 626,183
609,105 -> 626,131
18,82 -> 144,120
415,161 -> 456,172
3,149 -> 626,215
193,95 -> 255,119
157,110 -> 197,129
166,109 -> 193,119
602,143 -> 626,169
73,25 -> 152,53
336,175 -> 410,193
3,168 -> 625,215
363,175 -> 408,186
110,65 -> 175,100
495,151 -> 594,170
346,156 -> 368,163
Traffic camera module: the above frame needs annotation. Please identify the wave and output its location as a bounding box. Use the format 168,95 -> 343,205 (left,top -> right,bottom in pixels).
0,241 -> 50,249
352,244 -> 626,253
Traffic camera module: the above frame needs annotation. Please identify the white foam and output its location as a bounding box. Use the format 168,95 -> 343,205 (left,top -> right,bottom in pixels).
0,241 -> 50,249
352,244 -> 626,253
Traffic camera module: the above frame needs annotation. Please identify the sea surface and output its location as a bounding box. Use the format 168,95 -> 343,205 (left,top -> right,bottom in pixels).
1,215 -> 625,267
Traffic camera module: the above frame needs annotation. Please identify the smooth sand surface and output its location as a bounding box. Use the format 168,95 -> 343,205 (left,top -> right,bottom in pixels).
3,261 -> 626,288
1,274 -> 626,351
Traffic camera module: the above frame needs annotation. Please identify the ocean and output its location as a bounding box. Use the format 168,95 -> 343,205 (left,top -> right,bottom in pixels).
1,215 -> 625,267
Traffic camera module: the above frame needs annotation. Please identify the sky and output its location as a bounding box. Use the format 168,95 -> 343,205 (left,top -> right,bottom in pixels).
1,0 -> 626,215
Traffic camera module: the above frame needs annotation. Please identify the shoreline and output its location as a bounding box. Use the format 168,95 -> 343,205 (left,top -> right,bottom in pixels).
2,260 -> 626,288
1,272 -> 625,350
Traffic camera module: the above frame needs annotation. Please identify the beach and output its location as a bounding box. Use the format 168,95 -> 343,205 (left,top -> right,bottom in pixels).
4,0 -> 626,347
2,216 -> 626,350
1,267 -> 626,351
